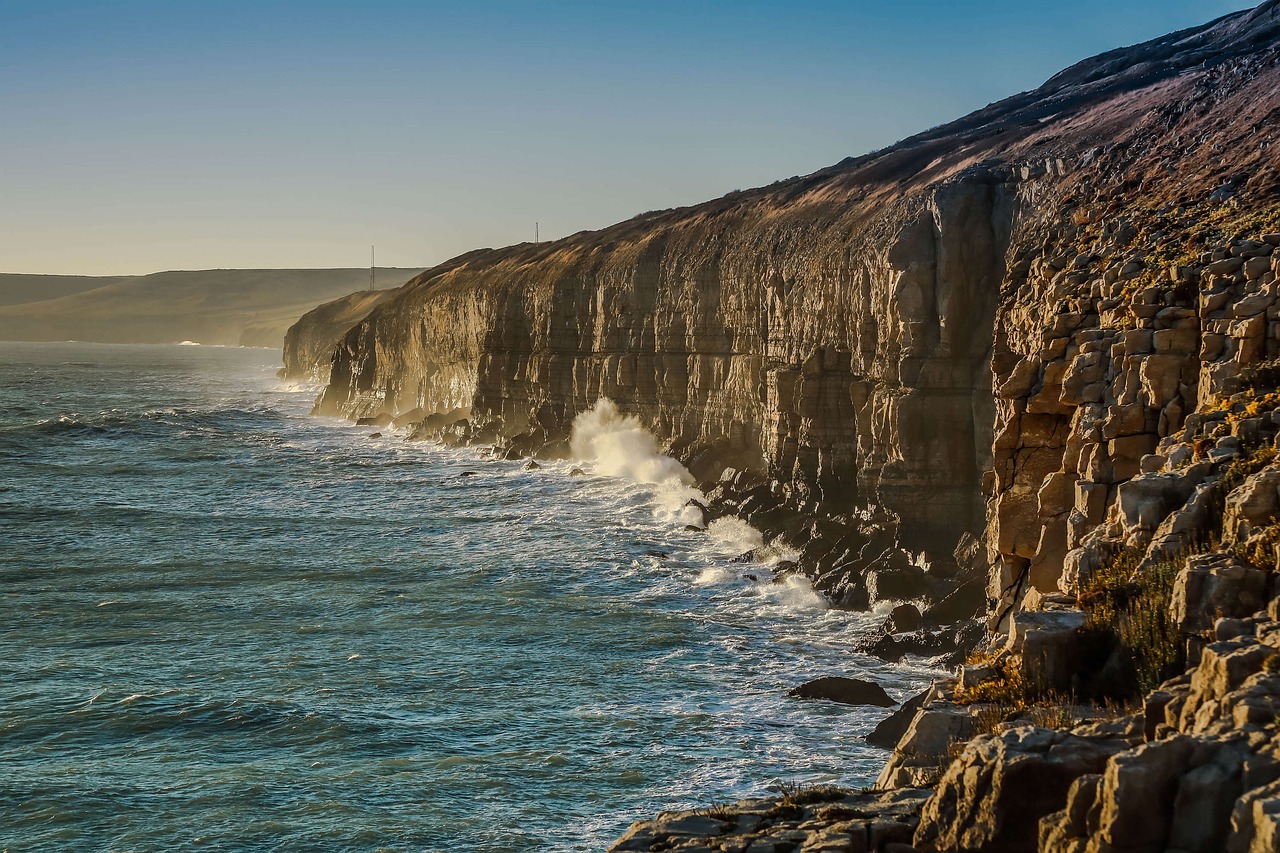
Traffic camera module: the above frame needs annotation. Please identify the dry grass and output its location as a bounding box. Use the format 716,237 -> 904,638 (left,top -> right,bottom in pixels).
1079,549 -> 1185,697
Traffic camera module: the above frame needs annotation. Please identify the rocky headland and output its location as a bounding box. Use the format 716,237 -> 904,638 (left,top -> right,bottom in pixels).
285,3 -> 1280,850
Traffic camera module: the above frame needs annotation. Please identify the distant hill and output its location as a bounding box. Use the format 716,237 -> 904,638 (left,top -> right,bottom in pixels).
0,268 -> 425,348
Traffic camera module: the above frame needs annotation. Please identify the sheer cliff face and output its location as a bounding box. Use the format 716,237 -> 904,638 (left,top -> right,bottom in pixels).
315,178 -> 1010,555
303,3 -> 1280,572
283,288 -> 401,383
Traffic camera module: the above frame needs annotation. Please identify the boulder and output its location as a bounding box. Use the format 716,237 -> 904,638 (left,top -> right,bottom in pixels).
1170,554 -> 1269,635
1223,465 -> 1280,545
789,676 -> 896,707
877,699 -> 975,790
1006,609 -> 1087,692
884,603 -> 924,634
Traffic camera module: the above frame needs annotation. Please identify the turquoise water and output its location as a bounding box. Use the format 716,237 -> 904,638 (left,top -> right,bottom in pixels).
0,342 -> 934,851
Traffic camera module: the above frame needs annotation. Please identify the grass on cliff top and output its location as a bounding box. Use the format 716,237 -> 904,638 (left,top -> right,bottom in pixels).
1121,202 -> 1280,294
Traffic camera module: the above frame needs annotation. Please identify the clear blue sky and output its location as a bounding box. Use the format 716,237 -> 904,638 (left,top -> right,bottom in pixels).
0,0 -> 1253,275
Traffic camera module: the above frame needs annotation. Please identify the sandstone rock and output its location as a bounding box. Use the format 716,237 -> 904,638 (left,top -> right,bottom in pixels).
867,689 -> 931,750
915,727 -> 1127,853
1006,609 -> 1087,692
877,699 -> 974,790
1171,555 -> 1270,635
1223,465 -> 1280,545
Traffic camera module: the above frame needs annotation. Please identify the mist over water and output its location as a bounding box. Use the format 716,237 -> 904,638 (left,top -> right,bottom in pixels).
0,342 -> 938,851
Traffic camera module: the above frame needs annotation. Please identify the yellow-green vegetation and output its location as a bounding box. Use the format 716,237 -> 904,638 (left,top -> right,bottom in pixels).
955,658 -> 1031,707
1209,445 -> 1279,522
775,782 -> 853,807
1233,523 -> 1280,569
1206,359 -> 1280,426
1079,549 -> 1186,696
953,658 -> 1083,730
1119,203 -> 1280,299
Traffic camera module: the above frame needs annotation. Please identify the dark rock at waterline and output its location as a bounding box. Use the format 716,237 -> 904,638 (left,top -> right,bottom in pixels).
569,467 -> 586,477
369,432 -> 382,438
788,676 -> 896,707
771,560 -> 800,581
866,565 -> 931,604
743,574 -> 759,582
862,619 -> 985,667
356,413 -> 392,428
883,603 -> 923,635
460,471 -> 479,478
523,460 -> 541,471
534,438 -> 571,460
922,578 -> 986,626
866,688 -> 931,749
683,524 -> 704,532
502,446 -> 523,461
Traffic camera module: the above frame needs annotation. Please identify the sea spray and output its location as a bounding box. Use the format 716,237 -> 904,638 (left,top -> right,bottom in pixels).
570,398 -> 705,526
570,399 -> 692,487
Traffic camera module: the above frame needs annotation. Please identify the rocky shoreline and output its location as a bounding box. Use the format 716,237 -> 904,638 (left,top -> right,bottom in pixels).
282,2 -> 1280,850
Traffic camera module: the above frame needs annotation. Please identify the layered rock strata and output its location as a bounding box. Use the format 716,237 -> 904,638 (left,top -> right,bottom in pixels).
283,2 -> 1280,850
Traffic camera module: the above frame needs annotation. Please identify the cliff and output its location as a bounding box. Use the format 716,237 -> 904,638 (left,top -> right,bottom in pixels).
287,2 -> 1280,849
282,287 -> 402,382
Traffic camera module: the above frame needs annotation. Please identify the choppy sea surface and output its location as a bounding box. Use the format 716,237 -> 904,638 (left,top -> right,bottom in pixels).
0,342 -> 936,851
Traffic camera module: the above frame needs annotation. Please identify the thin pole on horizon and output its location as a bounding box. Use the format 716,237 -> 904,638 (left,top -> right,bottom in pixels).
535,222 -> 539,244
369,245 -> 376,291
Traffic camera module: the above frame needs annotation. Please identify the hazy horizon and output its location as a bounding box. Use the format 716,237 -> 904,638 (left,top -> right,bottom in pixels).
3,0 -> 1252,276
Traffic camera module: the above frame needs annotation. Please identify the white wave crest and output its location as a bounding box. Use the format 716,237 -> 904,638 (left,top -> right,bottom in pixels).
570,399 -> 692,486
758,575 -> 828,614
570,399 -> 704,523
706,517 -> 764,555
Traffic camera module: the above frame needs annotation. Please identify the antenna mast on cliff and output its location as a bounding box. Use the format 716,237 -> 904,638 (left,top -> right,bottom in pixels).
535,222 -> 539,243
369,245 -> 376,291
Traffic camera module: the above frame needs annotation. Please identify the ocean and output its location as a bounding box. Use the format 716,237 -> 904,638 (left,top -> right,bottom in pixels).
0,341 -> 935,851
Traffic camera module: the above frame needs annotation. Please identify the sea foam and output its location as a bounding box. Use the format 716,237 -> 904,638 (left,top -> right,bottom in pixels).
570,399 -> 705,526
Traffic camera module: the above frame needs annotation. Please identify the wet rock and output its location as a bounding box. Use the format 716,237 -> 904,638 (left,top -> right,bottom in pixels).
789,677 -> 896,707
884,604 -> 924,635
355,412 -> 393,427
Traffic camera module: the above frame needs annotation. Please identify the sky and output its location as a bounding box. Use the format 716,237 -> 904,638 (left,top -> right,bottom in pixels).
0,0 -> 1256,276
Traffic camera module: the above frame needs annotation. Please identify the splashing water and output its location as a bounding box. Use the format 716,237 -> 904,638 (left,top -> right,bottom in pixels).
571,398 -> 705,527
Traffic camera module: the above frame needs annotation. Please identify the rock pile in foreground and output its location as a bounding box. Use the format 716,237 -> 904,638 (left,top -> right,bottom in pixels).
609,788 -> 930,853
